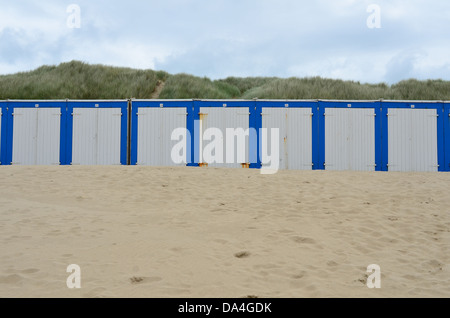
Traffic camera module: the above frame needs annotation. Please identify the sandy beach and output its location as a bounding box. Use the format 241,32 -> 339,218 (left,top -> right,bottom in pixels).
0,166 -> 448,298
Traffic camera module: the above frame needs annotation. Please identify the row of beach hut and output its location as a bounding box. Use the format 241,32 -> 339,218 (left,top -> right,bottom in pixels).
0,99 -> 449,172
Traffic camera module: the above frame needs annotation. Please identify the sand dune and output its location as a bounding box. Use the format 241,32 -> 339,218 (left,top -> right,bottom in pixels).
0,166 -> 449,298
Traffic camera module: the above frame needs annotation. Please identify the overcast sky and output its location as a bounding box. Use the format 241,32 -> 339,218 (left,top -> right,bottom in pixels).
0,0 -> 449,84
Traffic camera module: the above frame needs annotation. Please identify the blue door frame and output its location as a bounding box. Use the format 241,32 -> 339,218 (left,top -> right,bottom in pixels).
319,101 -> 383,171
444,102 -> 450,172
66,100 -> 128,165
193,100 -> 257,167
130,100 -> 193,166
0,101 -> 7,165
381,101 -> 445,172
3,101 -> 67,166
256,100 -> 318,169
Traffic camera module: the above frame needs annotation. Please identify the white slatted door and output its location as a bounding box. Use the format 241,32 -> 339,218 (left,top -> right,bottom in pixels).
36,108 -> 61,165
97,108 -> 122,165
199,107 -> 249,168
12,108 -> 60,165
261,108 -> 313,170
325,108 -> 375,171
287,108 -> 313,170
388,108 -> 438,172
262,108 -> 287,170
137,108 -> 187,166
72,108 -> 121,165
13,108 -> 37,165
72,108 -> 97,165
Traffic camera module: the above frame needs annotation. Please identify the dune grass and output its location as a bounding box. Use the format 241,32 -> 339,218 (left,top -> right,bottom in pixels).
1,61 -> 449,100
158,74 -> 238,99
0,61 -> 168,99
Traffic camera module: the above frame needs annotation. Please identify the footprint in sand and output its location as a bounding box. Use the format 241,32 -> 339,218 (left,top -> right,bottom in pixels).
355,273 -> 369,285
234,251 -> 251,259
0,274 -> 24,284
424,260 -> 443,274
292,236 -> 316,244
130,276 -> 162,284
326,261 -> 338,267
20,268 -> 39,274
292,271 -> 307,279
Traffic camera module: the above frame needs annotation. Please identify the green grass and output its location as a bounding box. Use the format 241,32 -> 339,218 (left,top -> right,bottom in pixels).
1,61 -> 449,100
0,61 -> 168,99
241,77 -> 394,100
158,74 -> 237,99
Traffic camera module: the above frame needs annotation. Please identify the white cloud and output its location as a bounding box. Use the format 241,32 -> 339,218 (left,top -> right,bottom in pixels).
0,0 -> 449,83
60,40 -> 173,70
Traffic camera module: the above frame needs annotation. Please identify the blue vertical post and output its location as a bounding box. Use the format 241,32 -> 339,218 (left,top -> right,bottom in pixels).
5,101 -> 14,165
250,100 -> 261,169
374,101 -> 383,171
59,100 -> 68,165
120,102 -> 128,165
444,102 -> 450,172
0,102 -> 6,165
127,99 -> 131,166
66,101 -> 74,165
186,100 -> 197,167
437,102 -> 446,172
130,100 -> 138,165
187,100 -> 201,167
380,101 -> 389,171
313,101 -> 325,170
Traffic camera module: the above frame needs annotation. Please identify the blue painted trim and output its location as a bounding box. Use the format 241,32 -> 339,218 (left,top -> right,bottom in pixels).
373,101 -> 383,171
310,102 -> 320,170
318,101 -> 380,171
59,101 -> 68,165
250,101 -> 261,169
186,101 -> 195,166
67,101 -> 128,165
444,103 -> 450,172
383,101 -> 447,171
319,101 -> 378,108
315,101 -> 326,170
66,102 -> 74,165
382,101 -> 444,172
194,100 -> 254,108
120,102 -> 128,165
131,100 -> 193,166
6,101 -> 66,165
189,100 -> 201,166
193,100 -> 254,167
0,102 -> 7,165
381,102 -> 389,171
6,101 -> 13,165
132,100 -> 192,108
381,101 -> 441,109
437,103 -> 445,172
130,101 -> 138,165
256,100 -> 318,169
